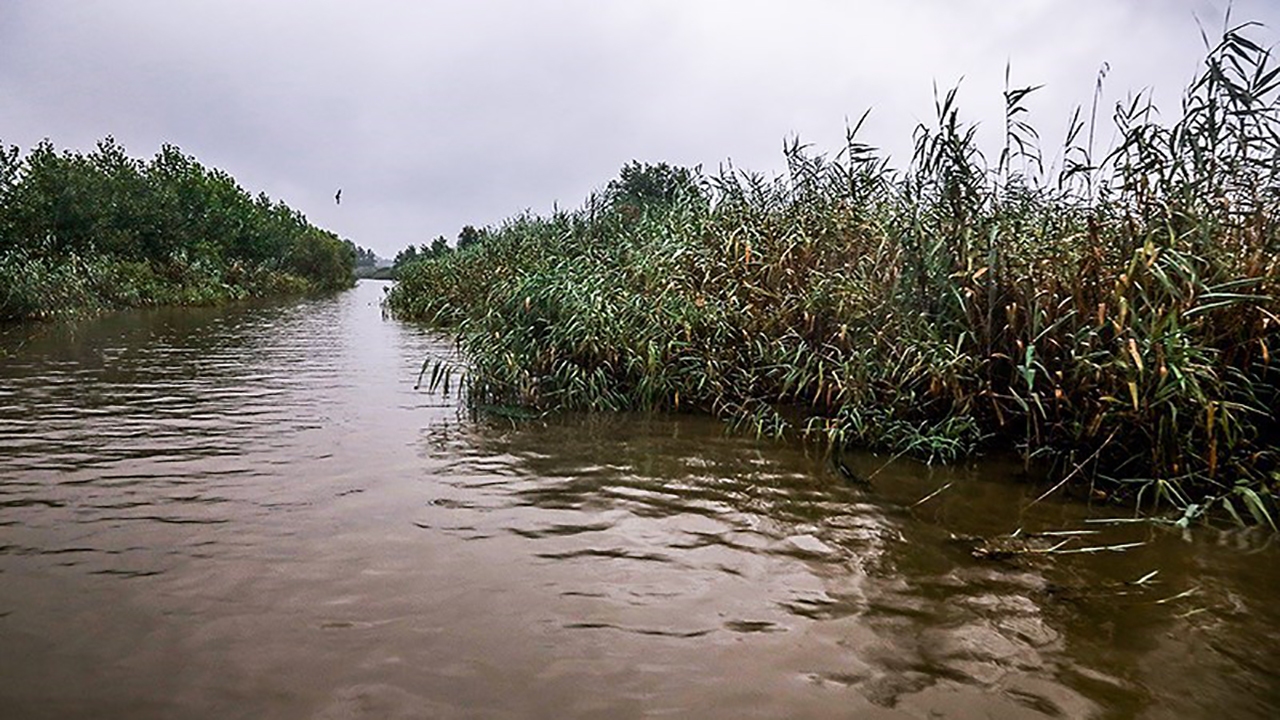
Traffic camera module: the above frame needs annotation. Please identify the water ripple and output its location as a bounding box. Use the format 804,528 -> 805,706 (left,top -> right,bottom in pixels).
3,284 -> 1278,719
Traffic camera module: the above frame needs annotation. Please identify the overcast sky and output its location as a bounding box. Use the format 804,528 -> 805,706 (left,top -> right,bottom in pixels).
2,0 -> 1278,258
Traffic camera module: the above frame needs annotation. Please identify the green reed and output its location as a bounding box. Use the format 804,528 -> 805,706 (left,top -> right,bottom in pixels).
388,22 -> 1279,525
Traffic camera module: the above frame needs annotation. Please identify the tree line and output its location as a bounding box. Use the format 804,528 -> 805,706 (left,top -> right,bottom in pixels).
0,136 -> 355,320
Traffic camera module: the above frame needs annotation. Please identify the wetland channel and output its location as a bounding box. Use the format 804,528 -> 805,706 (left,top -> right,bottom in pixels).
1,280 -> 1277,719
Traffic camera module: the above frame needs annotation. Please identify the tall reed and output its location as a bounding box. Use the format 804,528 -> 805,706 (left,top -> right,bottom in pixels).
388,22 -> 1280,525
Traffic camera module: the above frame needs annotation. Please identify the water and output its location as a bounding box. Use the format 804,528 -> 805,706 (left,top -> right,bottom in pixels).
2,280 -> 1278,719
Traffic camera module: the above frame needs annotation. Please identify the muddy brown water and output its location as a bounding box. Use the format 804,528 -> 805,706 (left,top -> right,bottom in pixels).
1,280 -> 1278,719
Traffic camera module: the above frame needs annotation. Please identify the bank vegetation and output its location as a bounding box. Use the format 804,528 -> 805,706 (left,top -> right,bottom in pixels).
387,24 -> 1280,525
0,137 -> 354,320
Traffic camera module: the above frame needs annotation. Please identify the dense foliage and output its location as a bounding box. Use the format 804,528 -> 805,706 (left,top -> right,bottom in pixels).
387,25 -> 1279,523
0,137 -> 354,320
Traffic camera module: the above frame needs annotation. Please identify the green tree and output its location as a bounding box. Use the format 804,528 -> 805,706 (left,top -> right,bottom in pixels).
604,161 -> 703,213
393,244 -> 419,269
352,244 -> 378,267
457,225 -> 482,250
0,135 -> 355,318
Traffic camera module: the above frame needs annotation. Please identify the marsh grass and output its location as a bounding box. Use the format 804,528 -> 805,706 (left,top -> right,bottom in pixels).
388,22 -> 1280,525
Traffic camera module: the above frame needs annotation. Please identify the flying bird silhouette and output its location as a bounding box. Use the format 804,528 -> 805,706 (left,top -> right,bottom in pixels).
335,189 -> 342,205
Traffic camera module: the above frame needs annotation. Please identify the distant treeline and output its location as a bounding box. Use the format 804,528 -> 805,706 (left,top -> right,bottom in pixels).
383,224 -> 485,279
0,137 -> 355,320
386,24 -> 1280,524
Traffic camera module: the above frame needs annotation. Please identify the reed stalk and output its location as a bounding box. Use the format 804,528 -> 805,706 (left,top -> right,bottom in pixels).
388,21 -> 1280,526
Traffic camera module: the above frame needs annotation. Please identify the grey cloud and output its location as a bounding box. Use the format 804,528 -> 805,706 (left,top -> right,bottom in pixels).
2,0 -> 1277,257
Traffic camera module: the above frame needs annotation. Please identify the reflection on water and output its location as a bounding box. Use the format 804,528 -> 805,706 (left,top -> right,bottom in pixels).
1,281 -> 1278,719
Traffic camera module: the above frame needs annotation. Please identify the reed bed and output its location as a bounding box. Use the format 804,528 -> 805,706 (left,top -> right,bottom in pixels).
388,24 -> 1280,524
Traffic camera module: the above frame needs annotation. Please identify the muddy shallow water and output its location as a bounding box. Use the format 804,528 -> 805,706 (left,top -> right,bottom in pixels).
2,280 -> 1277,719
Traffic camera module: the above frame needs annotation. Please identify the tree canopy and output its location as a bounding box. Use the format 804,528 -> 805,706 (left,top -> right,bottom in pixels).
1,136 -> 355,319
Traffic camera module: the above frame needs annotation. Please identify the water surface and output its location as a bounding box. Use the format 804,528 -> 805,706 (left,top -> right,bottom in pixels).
2,280 -> 1277,719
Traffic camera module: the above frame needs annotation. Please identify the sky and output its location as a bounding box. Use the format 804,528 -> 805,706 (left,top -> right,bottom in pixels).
2,0 -> 1278,259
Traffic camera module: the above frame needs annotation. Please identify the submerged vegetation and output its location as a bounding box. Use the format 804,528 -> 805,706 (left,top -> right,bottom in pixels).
386,23 -> 1280,523
0,137 -> 354,320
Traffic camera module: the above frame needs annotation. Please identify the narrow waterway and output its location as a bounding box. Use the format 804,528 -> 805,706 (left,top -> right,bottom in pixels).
1,280 -> 1277,719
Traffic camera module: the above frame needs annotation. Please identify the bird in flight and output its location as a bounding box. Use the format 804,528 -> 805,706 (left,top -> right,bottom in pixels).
335,188 -> 342,205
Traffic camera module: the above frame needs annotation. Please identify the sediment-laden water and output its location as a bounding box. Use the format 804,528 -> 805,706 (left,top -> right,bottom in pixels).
1,280 -> 1277,719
